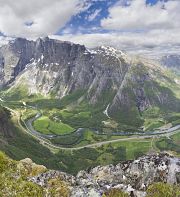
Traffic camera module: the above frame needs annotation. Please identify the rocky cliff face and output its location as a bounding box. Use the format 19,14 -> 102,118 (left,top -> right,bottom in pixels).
0,37 -> 180,126
29,153 -> 180,197
0,38 -> 35,86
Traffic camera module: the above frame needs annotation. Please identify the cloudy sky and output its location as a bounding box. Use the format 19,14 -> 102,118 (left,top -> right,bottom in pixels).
0,0 -> 180,56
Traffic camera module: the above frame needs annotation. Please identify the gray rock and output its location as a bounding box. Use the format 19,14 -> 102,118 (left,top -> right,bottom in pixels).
29,153 -> 180,197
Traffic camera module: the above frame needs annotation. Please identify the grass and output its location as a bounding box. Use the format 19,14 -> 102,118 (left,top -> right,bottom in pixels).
50,129 -> 127,147
1,102 -> 180,175
21,109 -> 38,121
164,112 -> 180,126
5,84 -> 180,133
1,82 -> 180,176
0,120 -> 61,170
54,138 -> 152,174
143,107 -> 180,130
106,140 -> 152,160
155,130 -> 180,156
47,101 -> 108,131
26,89 -> 86,109
144,119 -> 165,131
33,116 -> 74,135
172,131 -> 180,144
0,105 -> 155,175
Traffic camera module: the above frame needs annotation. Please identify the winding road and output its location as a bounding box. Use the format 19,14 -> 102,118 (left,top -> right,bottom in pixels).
1,98 -> 180,151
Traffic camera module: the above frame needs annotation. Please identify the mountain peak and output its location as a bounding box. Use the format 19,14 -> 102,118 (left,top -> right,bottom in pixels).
0,37 -> 180,129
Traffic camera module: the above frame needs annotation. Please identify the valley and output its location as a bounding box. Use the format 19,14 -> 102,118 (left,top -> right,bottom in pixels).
0,92 -> 180,176
1,95 -> 180,150
0,1 -> 180,196
0,37 -> 180,175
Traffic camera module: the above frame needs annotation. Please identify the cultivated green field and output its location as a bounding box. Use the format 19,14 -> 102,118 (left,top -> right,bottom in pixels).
33,116 -> 74,135
0,103 -> 179,175
1,88 -> 180,175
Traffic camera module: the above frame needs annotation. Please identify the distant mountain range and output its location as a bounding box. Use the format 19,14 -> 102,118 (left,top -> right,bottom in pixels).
160,54 -> 180,75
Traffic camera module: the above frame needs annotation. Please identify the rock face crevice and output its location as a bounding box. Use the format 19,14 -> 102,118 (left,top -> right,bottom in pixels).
29,153 -> 180,197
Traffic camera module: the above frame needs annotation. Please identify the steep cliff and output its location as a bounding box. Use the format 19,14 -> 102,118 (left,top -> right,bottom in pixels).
0,37 -> 180,128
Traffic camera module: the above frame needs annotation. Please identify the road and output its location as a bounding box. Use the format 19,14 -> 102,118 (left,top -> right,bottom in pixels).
25,111 -> 180,138
20,109 -> 180,150
1,98 -> 180,151
22,119 -> 180,150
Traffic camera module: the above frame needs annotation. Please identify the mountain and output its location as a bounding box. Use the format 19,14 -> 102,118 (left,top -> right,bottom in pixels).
0,38 -> 180,197
0,151 -> 180,197
161,54 -> 180,75
0,37 -> 180,130
161,54 -> 180,69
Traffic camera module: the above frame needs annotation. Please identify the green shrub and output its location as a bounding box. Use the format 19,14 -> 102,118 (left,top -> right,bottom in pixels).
0,151 -> 9,172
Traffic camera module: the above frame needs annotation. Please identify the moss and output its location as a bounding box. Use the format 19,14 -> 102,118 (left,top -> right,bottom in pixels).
0,151 -> 9,172
0,151 -> 44,197
48,178 -> 70,197
103,188 -> 129,197
18,158 -> 47,177
146,182 -> 180,197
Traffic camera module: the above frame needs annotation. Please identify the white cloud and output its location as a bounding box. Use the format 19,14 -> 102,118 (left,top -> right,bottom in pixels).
0,0 -> 86,38
50,0 -> 180,56
88,9 -> 101,21
50,27 -> 180,56
97,0 -> 180,55
1,0 -> 180,57
101,0 -> 180,31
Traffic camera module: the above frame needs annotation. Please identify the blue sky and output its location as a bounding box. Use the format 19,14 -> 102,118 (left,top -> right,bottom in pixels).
58,0 -> 165,35
58,0 -> 118,35
0,0 -> 179,56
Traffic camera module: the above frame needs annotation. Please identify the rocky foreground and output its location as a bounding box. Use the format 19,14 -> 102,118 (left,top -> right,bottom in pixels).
27,153 -> 180,197
0,151 -> 180,196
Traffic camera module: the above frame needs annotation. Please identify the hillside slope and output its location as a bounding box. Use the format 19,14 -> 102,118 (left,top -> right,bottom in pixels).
0,107 -> 14,137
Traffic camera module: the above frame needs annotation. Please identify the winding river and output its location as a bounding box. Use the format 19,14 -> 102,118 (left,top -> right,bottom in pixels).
1,97 -> 180,149
25,112 -> 180,140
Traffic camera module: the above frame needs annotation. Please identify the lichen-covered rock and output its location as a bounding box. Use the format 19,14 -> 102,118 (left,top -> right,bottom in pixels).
18,157 -> 47,176
0,151 -> 179,197
28,153 -> 180,197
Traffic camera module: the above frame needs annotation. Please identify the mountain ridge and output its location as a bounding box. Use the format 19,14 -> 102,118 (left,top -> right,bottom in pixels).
0,37 -> 180,130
